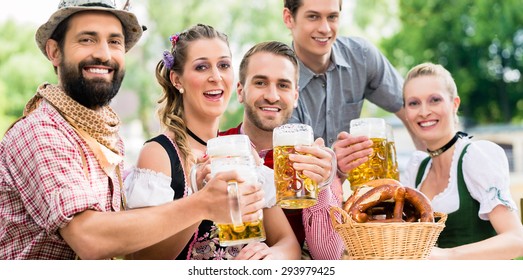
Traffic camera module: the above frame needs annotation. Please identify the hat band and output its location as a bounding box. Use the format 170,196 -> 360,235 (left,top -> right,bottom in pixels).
79,3 -> 115,9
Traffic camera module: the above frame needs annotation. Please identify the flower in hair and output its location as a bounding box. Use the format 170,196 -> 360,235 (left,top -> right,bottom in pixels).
170,33 -> 180,48
163,50 -> 174,69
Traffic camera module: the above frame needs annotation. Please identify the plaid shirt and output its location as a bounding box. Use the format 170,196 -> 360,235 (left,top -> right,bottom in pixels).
0,101 -> 123,259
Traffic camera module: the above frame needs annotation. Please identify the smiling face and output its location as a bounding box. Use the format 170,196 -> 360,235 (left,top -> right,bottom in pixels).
238,51 -> 299,132
403,75 -> 460,148
283,0 -> 340,64
172,38 -> 233,121
50,11 -> 126,109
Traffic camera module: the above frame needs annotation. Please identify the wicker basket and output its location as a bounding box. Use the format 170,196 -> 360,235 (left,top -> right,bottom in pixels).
330,206 -> 447,260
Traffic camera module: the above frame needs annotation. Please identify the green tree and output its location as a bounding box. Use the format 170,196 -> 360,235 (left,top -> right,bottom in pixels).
1,0 -> 386,138
0,0 -> 292,137
134,0 -> 290,136
0,19 -> 56,134
380,0 -> 523,125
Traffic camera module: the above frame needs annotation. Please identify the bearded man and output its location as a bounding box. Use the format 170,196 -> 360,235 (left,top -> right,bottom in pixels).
0,0 -> 264,260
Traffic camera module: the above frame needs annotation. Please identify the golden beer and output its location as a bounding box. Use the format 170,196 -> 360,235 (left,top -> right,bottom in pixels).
273,124 -> 316,209
207,135 -> 266,246
274,145 -> 318,209
386,140 -> 400,180
214,168 -> 266,246
385,124 -> 399,181
348,118 -> 388,190
216,221 -> 266,246
348,137 -> 388,189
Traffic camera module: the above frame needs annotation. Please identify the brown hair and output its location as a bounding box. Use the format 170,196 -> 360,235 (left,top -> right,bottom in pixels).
283,0 -> 342,18
155,24 -> 230,170
238,41 -> 299,85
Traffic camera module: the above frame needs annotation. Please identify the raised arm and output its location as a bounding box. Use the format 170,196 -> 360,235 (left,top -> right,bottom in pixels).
60,170 -> 264,260
302,177 -> 345,260
293,138 -> 345,259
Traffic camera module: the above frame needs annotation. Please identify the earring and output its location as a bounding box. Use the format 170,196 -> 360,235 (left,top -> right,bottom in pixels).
179,88 -> 185,94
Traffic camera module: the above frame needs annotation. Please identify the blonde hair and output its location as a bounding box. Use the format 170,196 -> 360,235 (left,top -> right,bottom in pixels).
403,62 -> 460,124
403,62 -> 458,100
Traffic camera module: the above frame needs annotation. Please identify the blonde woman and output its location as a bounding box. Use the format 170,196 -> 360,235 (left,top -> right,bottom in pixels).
401,62 -> 523,259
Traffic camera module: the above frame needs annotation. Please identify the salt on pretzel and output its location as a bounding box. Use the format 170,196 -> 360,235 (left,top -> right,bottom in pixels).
348,184 -> 434,223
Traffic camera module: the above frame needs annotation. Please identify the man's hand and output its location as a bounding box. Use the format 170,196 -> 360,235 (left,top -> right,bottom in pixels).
201,170 -> 265,224
332,131 -> 373,178
292,138 -> 335,186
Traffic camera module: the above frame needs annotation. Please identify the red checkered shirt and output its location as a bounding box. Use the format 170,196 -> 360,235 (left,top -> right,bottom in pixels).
0,100 -> 124,259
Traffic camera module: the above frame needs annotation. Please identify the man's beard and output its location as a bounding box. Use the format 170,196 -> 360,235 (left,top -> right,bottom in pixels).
59,58 -> 125,109
244,99 -> 293,132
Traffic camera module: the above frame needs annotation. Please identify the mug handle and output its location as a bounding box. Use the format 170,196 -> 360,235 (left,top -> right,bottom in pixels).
318,147 -> 337,190
189,163 -> 202,195
227,180 -> 244,230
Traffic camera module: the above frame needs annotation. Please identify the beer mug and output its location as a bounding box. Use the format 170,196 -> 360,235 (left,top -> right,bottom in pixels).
386,124 -> 400,181
206,135 -> 266,246
273,124 -> 336,209
348,118 -> 388,190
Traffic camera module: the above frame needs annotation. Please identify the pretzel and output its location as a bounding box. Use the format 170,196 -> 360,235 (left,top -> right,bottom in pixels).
342,178 -> 403,213
348,184 -> 434,223
360,178 -> 402,188
343,186 -> 365,213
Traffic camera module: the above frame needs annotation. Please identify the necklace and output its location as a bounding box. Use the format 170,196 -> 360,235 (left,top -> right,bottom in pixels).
427,131 -> 470,157
186,127 -> 208,146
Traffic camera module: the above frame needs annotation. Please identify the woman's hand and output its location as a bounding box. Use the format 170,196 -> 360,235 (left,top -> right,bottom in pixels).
190,154 -> 211,191
235,242 -> 273,260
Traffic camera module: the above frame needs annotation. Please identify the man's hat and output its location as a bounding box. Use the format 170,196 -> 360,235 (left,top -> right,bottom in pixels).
35,0 -> 144,58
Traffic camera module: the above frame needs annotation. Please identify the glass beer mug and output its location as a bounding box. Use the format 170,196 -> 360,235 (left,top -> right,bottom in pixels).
348,118 -> 388,190
206,135 -> 266,246
386,124 -> 400,181
273,123 -> 336,209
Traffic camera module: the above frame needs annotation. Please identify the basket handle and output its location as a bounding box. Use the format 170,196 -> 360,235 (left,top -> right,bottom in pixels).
329,206 -> 350,226
434,212 -> 448,224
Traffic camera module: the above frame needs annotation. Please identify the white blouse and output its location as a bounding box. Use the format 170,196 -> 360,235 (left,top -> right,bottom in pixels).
401,138 -> 517,220
124,165 -> 277,209
123,167 -> 174,209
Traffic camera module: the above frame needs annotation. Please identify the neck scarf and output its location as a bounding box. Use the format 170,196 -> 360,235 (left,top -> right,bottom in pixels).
24,83 -> 123,175
25,83 -> 121,152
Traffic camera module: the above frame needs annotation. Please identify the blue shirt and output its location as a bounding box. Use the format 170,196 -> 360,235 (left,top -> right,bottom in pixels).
289,36 -> 404,146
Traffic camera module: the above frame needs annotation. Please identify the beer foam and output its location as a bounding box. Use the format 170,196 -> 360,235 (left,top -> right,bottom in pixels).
207,135 -> 252,157
350,126 -> 386,138
211,164 -> 258,184
273,130 -> 313,147
350,118 -> 386,138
